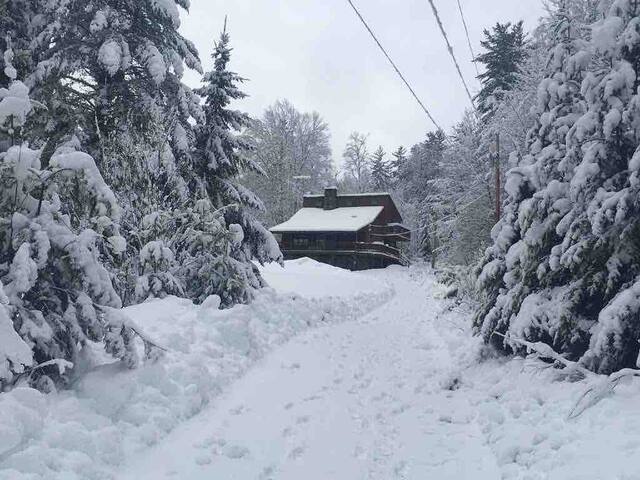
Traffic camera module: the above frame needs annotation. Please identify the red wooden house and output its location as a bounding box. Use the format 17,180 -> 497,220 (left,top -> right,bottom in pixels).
270,187 -> 410,270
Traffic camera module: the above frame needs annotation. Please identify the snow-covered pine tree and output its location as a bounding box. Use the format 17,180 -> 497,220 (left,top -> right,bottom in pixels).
0,5 -> 28,87
474,0 -> 640,374
474,0 -> 593,350
3,0 -> 207,303
26,0 -> 203,166
370,146 -> 391,191
430,111 -> 492,265
192,24 -> 281,306
395,131 -> 446,259
0,66 -> 140,390
562,0 -> 640,372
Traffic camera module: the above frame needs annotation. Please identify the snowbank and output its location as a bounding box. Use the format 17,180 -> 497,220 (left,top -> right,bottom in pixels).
0,261 -> 393,480
258,257 -> 389,299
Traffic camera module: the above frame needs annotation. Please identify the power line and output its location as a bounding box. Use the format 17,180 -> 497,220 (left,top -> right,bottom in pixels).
346,0 -> 443,132
425,0 -> 476,112
456,0 -> 479,77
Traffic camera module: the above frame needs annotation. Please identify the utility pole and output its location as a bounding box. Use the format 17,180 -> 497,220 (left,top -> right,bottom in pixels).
491,133 -> 501,222
291,175 -> 311,212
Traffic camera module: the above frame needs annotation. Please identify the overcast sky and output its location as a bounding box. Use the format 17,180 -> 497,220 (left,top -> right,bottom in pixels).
180,0 -> 546,167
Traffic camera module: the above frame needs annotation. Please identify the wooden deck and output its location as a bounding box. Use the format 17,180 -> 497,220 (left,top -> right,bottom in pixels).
281,240 -> 409,270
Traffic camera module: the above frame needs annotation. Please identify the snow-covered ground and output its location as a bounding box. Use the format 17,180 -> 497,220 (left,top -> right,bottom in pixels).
0,259 -> 391,480
2,259 -> 640,479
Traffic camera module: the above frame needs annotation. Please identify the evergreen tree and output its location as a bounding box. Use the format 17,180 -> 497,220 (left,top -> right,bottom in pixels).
475,21 -> 527,116
394,131 -> 446,259
2,0 -> 206,303
429,111 -> 493,265
370,146 -> 391,191
474,0 -> 640,374
398,131 -> 446,201
192,25 -> 282,305
390,146 -> 407,181
12,0 -> 203,170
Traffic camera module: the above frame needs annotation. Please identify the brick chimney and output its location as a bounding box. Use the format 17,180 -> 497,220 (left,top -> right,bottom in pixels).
324,186 -> 337,210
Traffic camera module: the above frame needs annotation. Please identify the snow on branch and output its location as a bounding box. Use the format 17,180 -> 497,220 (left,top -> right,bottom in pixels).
568,368 -> 640,420
492,331 -> 592,379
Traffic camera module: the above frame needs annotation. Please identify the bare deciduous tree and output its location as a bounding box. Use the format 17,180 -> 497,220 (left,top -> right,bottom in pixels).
342,131 -> 371,193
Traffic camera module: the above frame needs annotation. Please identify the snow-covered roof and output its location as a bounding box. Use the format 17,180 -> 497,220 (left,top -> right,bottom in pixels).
303,192 -> 391,198
270,207 -> 383,233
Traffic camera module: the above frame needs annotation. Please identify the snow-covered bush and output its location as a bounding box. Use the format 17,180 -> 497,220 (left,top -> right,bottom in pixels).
135,240 -> 184,302
174,199 -> 255,307
132,199 -> 263,308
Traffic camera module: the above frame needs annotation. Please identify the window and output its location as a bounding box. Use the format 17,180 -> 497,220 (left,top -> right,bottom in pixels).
293,238 -> 309,249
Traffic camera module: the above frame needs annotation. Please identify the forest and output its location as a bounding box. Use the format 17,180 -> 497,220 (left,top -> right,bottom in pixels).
1,3 -> 640,477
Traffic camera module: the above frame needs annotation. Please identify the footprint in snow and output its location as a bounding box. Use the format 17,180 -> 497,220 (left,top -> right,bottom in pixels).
194,453 -> 212,465
391,403 -> 411,415
230,404 -> 249,415
438,414 -> 453,423
394,460 -> 409,478
258,465 -> 276,480
303,394 -> 322,402
359,378 -> 373,389
194,436 -> 226,450
353,445 -> 367,460
288,445 -> 306,460
281,362 -> 301,370
296,415 -> 310,425
284,402 -> 294,410
223,444 -> 250,459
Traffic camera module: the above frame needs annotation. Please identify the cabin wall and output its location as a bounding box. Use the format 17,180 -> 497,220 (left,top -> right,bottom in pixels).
280,232 -> 357,251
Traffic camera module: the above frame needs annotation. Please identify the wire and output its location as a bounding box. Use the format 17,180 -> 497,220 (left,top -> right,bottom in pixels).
346,0 -> 443,132
456,0 -> 479,77
425,0 -> 477,112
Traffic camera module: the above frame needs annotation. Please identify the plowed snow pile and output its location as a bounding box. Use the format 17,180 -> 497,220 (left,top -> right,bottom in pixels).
0,259 -> 392,480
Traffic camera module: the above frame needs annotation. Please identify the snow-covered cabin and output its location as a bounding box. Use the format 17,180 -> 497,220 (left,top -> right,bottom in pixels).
270,187 -> 410,270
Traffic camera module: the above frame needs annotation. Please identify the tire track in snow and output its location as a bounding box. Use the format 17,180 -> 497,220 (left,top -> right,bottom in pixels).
117,266 -> 501,480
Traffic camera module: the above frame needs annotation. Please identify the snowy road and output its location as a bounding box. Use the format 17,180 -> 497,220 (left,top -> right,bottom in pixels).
118,267 -> 501,479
